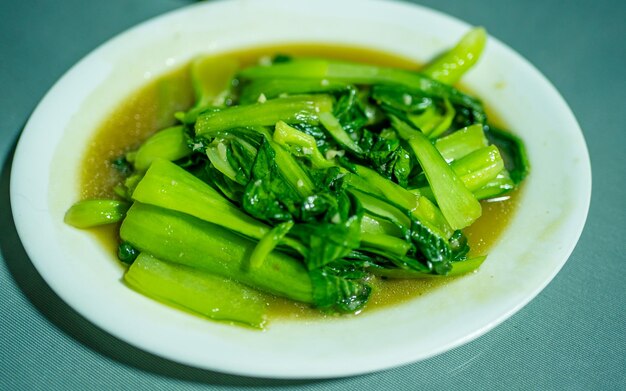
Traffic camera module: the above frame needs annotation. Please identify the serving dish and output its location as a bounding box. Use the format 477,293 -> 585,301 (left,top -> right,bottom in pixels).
10,0 -> 591,378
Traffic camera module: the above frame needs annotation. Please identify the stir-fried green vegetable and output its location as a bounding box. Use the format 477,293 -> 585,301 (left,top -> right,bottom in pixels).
65,27 -> 529,329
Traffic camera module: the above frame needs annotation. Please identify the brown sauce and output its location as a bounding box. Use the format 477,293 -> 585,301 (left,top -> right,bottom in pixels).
79,44 -> 520,320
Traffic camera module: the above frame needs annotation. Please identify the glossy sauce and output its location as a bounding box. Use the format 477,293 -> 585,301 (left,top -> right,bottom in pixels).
79,44 -> 519,320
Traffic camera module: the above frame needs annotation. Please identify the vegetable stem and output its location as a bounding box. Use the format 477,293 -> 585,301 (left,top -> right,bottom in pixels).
125,253 -> 267,328
120,203 -> 314,303
422,27 -> 487,85
195,95 -> 334,136
392,117 -> 482,230
64,199 -> 129,228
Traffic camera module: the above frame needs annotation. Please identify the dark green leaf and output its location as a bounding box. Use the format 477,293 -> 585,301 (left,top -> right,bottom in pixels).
118,241 -> 139,265
310,268 -> 371,313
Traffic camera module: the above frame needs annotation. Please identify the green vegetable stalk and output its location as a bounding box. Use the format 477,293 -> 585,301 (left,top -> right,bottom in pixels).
423,27 -> 487,85
392,116 -> 482,230
125,253 -> 267,328
120,202 -> 314,303
64,26 -> 529,328
64,199 -> 129,228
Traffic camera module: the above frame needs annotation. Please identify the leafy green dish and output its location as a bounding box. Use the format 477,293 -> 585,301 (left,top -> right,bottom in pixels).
65,27 -> 529,329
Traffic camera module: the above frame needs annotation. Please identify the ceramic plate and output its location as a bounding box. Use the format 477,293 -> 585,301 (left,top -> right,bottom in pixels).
10,0 -> 591,378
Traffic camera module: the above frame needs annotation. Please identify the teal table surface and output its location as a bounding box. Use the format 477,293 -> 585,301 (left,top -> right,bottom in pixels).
1,0 -> 624,389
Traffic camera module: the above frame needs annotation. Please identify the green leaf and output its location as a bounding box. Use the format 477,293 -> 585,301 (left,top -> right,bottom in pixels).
242,138 -> 303,222
309,268 -> 371,313
319,112 -> 364,155
273,121 -> 334,169
485,124 -> 530,184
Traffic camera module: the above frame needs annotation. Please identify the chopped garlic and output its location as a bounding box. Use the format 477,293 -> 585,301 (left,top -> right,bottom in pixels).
403,93 -> 413,106
325,149 -> 345,160
258,55 -> 272,66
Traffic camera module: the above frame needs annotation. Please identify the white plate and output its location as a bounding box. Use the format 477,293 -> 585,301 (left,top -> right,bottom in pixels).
10,0 -> 590,378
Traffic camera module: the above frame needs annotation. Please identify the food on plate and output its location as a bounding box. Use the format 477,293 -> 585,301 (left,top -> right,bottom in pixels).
65,27 -> 529,329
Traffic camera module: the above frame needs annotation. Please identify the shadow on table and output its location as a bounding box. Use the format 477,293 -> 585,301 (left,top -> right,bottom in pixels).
0,140 -> 325,388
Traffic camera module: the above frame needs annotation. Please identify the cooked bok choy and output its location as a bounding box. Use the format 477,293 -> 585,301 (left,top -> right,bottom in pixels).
65,27 -> 529,329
